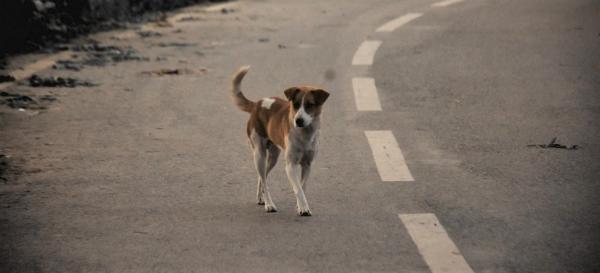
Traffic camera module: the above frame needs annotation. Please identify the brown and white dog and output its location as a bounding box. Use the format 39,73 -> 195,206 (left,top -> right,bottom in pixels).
229,66 -> 329,216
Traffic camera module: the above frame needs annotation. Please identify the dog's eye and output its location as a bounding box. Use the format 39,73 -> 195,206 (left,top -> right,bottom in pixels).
305,103 -> 315,109
293,101 -> 301,109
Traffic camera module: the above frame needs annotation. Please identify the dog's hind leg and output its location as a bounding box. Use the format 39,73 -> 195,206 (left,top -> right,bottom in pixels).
256,176 -> 264,205
251,132 -> 277,212
266,143 -> 280,177
251,136 -> 265,206
260,143 -> 280,211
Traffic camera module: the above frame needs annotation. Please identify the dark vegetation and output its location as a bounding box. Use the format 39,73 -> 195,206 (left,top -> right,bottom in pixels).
0,0 -> 226,57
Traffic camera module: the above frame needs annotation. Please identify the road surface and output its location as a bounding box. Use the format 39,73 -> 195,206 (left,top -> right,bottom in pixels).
1,0 -> 599,272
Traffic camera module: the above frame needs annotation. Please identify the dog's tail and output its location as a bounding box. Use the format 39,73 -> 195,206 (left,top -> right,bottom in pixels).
230,65 -> 255,113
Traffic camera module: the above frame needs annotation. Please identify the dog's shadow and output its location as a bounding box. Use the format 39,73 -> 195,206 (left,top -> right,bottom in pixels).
194,200 -> 321,224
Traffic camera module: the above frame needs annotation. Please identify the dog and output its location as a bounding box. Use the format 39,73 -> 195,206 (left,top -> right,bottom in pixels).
229,66 -> 330,216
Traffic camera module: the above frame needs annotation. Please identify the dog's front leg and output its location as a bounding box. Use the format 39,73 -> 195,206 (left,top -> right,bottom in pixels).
300,162 -> 311,192
285,162 -> 311,216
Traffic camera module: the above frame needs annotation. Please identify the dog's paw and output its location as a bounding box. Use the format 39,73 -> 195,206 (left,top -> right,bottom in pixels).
297,209 -> 312,217
257,200 -> 265,206
265,204 -> 278,213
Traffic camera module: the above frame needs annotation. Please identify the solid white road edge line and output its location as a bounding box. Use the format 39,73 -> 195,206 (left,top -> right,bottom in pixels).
364,131 -> 414,182
352,77 -> 382,111
399,213 -> 475,273
376,13 -> 423,32
352,40 -> 382,66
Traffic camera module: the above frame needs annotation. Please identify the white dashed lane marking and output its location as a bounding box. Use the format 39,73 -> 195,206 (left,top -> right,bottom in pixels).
352,40 -> 382,66
354,3 -> 474,273
352,77 -> 382,111
376,13 -> 423,32
399,213 -> 475,273
364,131 -> 414,182
432,0 -> 464,7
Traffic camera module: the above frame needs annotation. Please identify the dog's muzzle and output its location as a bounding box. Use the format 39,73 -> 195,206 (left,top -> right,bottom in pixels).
295,118 -> 305,128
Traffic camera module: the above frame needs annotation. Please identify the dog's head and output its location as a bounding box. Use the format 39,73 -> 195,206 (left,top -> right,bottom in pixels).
284,86 -> 330,128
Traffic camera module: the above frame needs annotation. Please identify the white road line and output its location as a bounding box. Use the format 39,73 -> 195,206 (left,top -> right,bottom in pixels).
376,13 -> 423,32
432,0 -> 464,7
352,40 -> 382,66
399,213 -> 475,273
352,77 -> 382,111
0,51 -> 71,91
364,131 -> 414,182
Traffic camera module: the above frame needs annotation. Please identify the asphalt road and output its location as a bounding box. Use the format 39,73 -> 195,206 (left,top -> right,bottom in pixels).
1,0 -> 599,272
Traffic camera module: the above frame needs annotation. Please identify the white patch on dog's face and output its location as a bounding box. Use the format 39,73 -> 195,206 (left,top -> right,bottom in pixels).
293,98 -> 313,128
261,98 -> 275,109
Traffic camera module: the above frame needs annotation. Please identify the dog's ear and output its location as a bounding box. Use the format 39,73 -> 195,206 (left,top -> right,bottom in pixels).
284,87 -> 300,101
312,89 -> 330,105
